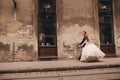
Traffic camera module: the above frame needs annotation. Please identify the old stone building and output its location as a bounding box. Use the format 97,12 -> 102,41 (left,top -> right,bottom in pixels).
0,0 -> 120,62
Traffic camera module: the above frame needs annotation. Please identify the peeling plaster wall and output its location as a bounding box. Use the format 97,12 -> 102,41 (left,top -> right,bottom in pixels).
0,0 -> 37,62
57,0 -> 98,59
113,0 -> 120,56
1,0 -> 119,62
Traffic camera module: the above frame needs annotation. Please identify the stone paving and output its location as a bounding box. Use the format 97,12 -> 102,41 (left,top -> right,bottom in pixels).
0,57 -> 120,73
0,68 -> 120,80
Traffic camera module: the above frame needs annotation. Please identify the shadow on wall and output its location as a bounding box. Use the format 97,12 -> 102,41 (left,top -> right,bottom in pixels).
0,42 -> 10,51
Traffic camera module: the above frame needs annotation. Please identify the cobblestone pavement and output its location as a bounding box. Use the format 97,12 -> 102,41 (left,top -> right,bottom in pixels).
0,67 -> 120,80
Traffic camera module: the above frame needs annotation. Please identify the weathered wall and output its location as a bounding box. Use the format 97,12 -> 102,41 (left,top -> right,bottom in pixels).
113,0 -> 120,56
0,0 -> 119,62
0,0 -> 37,62
57,0 -> 99,59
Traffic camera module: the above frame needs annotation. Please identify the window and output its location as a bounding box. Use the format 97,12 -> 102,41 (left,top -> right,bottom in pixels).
38,0 -> 56,46
98,0 -> 114,45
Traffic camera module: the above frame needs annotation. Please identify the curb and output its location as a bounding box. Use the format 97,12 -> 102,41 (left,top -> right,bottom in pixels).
0,64 -> 120,74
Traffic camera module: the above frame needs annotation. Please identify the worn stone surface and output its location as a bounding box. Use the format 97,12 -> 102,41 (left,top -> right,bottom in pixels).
0,0 -> 37,62
57,0 -> 97,59
0,38 -> 37,62
57,0 -> 120,58
0,0 -> 120,62
16,0 -> 33,25
113,0 -> 120,56
0,0 -> 14,24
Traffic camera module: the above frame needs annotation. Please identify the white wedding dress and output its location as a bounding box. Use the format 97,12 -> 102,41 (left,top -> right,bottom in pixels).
80,42 -> 105,62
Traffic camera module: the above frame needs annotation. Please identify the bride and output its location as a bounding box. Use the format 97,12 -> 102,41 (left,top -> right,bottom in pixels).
77,31 -> 105,62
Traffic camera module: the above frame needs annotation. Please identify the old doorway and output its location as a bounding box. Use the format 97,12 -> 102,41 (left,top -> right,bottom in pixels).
98,0 -> 116,57
38,0 -> 57,59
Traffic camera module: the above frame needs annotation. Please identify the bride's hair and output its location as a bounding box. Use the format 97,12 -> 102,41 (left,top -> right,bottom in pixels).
83,31 -> 90,42
83,31 -> 86,34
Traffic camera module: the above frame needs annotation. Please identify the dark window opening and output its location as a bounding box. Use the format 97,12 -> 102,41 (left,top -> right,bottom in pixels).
38,0 -> 56,46
98,0 -> 114,45
13,0 -> 17,9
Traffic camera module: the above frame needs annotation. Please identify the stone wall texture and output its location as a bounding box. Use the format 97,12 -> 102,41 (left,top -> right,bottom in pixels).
0,0 -> 37,62
57,0 -> 99,59
0,0 -> 120,62
113,0 -> 120,56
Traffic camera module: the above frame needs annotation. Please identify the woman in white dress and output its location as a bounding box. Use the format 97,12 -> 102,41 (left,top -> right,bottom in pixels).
78,31 -> 105,62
